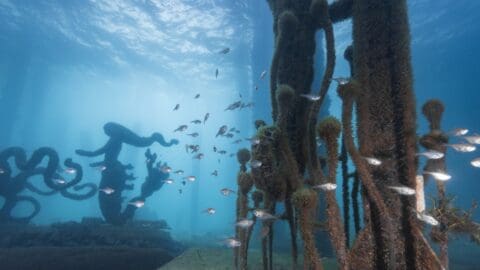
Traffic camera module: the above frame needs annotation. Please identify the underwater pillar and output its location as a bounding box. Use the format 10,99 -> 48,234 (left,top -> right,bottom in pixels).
420,100 -> 449,269
349,0 -> 439,268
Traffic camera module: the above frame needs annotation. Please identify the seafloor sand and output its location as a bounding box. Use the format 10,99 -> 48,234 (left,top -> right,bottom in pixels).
159,247 -> 337,270
159,246 -> 480,270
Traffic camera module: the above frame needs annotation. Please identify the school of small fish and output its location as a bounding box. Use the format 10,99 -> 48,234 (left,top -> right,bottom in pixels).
161,61 -> 480,252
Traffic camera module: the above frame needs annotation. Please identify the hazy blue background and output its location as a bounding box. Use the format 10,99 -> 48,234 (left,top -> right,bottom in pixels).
0,0 -> 479,263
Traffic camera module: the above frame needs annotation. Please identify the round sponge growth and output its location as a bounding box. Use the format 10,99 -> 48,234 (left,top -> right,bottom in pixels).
276,84 -> 295,109
422,99 -> 444,130
237,148 -> 251,166
337,79 -> 360,100
292,188 -> 318,210
255,120 -> 267,130
317,116 -> 342,141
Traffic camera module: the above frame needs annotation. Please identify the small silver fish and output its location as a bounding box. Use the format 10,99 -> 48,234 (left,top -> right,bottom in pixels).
232,139 -> 242,144
387,185 -> 415,196
204,113 -> 210,124
0,168 -> 4,174
255,85 -> 259,91
186,144 -> 200,153
448,143 -> 476,152
424,171 -> 451,181
174,170 -> 184,175
211,170 -> 218,176
331,77 -> 350,85
253,209 -> 277,220
313,183 -> 337,191
54,178 -> 66,185
129,200 -> 145,208
194,94 -> 200,99
203,208 -> 216,215
160,165 -> 172,173
245,137 -> 261,146
163,179 -> 174,184
185,176 -> 196,182
174,125 -> 188,132
222,237 -> 241,248
260,70 -> 267,80
99,187 -> 115,195
193,153 -> 204,160
250,160 -> 262,169
173,104 -> 180,111
416,150 -> 444,160
463,135 -> 480,145
191,120 -> 202,124
236,219 -> 254,228
64,167 -> 77,174
416,212 -> 439,226
220,188 -> 235,196
187,132 -> 199,137
216,125 -> 228,137
215,68 -> 219,78
224,101 -> 242,111
363,157 -> 382,166
448,128 -> 469,136
218,47 -> 230,54
94,165 -> 107,172
300,94 -> 321,101
471,158 -> 480,168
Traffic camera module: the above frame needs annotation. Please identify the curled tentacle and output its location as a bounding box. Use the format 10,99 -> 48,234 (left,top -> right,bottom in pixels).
60,183 -> 97,200
25,181 -> 58,196
1,195 -> 41,223
75,146 -> 107,157
0,147 -> 28,174
104,122 -> 179,147
60,158 -> 83,189
23,147 -> 61,191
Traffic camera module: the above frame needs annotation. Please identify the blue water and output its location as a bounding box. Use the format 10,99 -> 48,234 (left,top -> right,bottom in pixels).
1,0 -> 480,268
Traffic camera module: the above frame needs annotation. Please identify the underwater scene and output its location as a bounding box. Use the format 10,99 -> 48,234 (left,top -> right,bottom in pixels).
1,0 -> 479,269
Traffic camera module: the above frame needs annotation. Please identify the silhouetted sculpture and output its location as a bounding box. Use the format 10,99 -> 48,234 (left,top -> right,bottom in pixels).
75,122 -> 178,225
0,147 -> 96,223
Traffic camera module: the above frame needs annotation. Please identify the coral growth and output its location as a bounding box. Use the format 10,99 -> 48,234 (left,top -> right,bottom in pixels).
292,188 -> 322,269
317,117 -> 349,269
236,1 -> 477,269
237,148 -> 251,172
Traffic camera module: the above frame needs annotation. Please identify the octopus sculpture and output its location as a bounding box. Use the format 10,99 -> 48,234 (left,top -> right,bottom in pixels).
0,147 -> 96,223
75,122 -> 178,225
